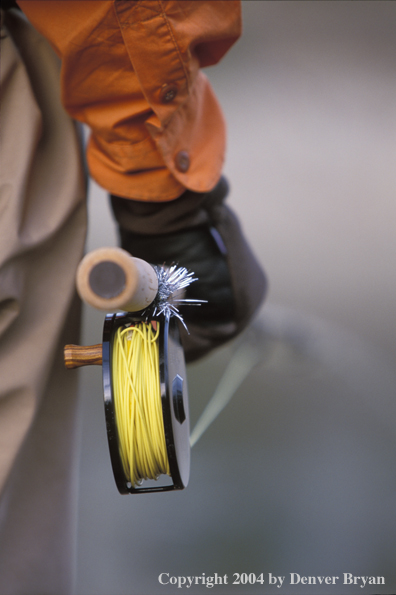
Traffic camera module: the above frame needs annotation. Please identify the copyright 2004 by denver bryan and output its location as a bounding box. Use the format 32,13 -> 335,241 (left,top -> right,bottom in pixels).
158,572 -> 386,590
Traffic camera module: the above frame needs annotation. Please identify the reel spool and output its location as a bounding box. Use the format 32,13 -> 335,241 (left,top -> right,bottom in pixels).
64,247 -> 191,493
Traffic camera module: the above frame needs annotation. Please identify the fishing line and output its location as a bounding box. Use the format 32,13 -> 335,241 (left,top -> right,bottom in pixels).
112,321 -> 170,487
189,333 -> 264,447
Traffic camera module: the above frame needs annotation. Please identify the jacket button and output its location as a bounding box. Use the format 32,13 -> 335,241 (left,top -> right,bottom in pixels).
175,150 -> 190,173
160,84 -> 178,104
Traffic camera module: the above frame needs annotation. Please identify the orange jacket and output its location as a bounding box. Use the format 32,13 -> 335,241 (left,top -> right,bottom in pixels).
18,0 -> 241,202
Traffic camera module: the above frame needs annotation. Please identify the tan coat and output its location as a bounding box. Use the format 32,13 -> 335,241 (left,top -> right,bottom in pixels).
0,9 -> 87,594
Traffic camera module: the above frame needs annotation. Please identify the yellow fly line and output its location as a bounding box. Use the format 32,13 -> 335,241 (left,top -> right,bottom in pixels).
112,321 -> 170,487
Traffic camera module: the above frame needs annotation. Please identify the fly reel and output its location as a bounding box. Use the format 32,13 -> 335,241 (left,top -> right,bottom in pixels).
64,247 -> 193,494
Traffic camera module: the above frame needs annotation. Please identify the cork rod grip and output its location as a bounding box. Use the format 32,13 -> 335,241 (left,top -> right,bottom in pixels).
76,247 -> 158,312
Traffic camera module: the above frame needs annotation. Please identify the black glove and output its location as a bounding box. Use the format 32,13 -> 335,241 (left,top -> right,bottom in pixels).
110,177 -> 267,362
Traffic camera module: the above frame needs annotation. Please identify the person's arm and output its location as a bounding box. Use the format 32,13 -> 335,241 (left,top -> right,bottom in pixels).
17,0 -> 241,201
17,0 -> 266,362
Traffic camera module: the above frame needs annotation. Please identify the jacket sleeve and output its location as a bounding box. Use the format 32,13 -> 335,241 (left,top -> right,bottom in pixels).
17,0 -> 241,201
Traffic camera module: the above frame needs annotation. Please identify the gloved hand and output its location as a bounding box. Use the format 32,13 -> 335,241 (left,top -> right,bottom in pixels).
110,177 -> 267,362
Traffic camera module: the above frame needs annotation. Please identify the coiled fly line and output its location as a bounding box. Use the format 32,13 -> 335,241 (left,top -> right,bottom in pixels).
112,321 -> 170,487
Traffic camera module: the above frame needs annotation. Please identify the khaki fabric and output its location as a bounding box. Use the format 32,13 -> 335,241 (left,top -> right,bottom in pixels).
0,9 -> 87,594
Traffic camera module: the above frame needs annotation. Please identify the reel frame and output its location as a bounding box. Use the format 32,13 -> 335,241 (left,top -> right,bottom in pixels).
102,311 -> 190,494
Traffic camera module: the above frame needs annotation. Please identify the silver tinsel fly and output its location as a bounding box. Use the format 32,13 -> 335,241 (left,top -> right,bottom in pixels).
140,264 -> 206,331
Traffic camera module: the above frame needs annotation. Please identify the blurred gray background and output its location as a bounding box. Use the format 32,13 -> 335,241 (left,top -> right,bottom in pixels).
75,2 -> 396,594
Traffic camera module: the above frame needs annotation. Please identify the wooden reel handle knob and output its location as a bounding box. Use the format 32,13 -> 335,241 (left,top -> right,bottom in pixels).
64,344 -> 103,369
76,247 -> 158,312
